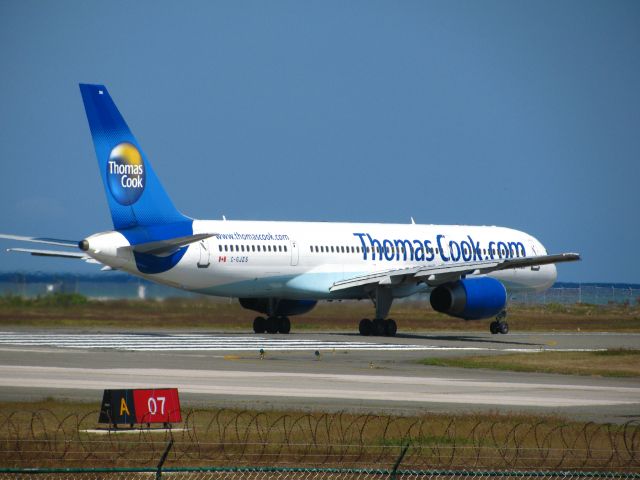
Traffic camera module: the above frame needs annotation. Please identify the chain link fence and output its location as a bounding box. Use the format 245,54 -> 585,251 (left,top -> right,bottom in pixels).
1,466 -> 640,480
515,286 -> 640,306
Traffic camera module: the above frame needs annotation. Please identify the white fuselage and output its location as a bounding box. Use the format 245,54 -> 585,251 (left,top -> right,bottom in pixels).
87,220 -> 557,301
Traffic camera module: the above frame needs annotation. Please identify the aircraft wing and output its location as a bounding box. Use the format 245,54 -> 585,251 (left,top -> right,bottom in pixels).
329,252 -> 580,292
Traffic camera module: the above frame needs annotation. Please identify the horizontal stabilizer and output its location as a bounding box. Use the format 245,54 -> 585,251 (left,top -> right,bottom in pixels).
130,233 -> 216,255
7,248 -> 92,261
0,234 -> 78,248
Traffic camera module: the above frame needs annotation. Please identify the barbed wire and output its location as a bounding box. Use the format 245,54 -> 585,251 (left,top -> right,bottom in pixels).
1,409 -> 638,471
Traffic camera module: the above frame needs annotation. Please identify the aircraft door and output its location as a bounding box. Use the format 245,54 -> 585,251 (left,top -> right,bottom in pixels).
290,239 -> 299,266
197,239 -> 210,268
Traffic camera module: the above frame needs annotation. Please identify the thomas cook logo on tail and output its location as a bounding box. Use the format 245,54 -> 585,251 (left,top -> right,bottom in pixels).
107,143 -> 146,206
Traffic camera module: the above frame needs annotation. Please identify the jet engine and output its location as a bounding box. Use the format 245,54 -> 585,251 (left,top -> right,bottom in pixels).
429,277 -> 506,320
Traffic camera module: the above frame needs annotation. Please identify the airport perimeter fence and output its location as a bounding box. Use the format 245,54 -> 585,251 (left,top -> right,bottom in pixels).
1,409 -> 639,478
2,276 -> 640,305
514,286 -> 640,306
1,466 -> 640,480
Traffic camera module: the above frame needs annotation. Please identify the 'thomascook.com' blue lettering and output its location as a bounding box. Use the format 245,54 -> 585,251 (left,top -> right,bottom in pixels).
353,233 -> 525,263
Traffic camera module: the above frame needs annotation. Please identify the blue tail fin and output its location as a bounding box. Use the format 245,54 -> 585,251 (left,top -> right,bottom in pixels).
79,84 -> 190,230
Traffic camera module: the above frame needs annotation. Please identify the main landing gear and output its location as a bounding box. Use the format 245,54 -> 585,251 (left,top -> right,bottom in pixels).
359,287 -> 397,337
359,318 -> 397,337
489,310 -> 509,334
253,316 -> 291,334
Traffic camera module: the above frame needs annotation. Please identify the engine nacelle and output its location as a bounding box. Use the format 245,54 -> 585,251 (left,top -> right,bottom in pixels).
429,277 -> 506,320
239,298 -> 318,316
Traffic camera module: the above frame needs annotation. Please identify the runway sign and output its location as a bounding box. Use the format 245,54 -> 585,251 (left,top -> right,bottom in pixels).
98,388 -> 181,426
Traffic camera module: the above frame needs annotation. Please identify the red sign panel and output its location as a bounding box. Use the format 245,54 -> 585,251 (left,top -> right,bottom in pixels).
133,389 -> 182,423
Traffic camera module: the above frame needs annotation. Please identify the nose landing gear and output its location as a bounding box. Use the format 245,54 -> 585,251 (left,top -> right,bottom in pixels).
489,310 -> 509,334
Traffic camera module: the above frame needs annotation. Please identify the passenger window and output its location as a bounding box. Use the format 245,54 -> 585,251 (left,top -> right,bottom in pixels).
224,245 -> 228,252
284,246 -> 287,252
252,245 -> 256,252
340,246 -> 344,253
279,245 -> 282,252
331,246 -> 334,253
219,245 -> 222,252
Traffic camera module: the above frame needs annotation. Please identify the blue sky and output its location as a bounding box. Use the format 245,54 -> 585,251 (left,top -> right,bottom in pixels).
0,1 -> 638,282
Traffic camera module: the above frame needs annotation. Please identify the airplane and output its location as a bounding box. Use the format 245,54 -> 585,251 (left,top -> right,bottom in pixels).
0,84 -> 580,336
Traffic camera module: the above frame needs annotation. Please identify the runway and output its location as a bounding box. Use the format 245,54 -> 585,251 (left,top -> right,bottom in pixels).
0,329 -> 639,423
0,330 -> 629,352
1,364 -> 638,408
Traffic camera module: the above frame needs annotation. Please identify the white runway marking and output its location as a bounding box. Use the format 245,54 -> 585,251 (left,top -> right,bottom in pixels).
0,331 -> 602,353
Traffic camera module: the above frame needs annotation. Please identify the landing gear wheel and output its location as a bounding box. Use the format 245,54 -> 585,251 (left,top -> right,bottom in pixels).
489,321 -> 499,335
384,319 -> 397,337
373,319 -> 386,337
359,318 -> 373,336
278,316 -> 291,334
265,316 -> 279,334
499,322 -> 509,334
253,316 -> 266,334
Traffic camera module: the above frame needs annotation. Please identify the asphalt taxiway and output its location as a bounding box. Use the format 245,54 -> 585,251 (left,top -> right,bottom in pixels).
0,329 -> 638,423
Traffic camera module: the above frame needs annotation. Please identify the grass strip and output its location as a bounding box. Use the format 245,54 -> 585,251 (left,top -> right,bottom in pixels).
1,399 -> 638,470
420,349 -> 640,377
1,294 -> 640,331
